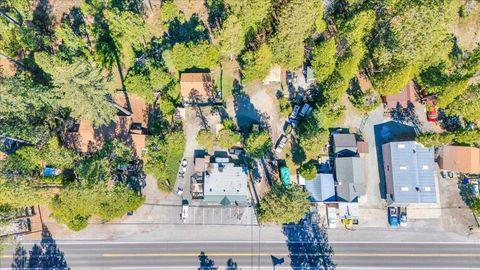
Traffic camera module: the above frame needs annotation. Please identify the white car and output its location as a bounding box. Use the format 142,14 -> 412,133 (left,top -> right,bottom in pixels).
327,207 -> 337,229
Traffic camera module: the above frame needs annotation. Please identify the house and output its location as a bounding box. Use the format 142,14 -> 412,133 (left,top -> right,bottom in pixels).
64,92 -> 149,158
383,81 -> 416,110
382,141 -> 437,205
335,157 -> 366,202
180,73 -> 213,104
439,145 -> 480,174
333,133 -> 357,155
263,65 -> 281,85
203,162 -> 249,205
305,173 -> 335,202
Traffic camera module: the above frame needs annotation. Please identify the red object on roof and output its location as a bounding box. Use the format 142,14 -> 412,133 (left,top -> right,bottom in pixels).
383,81 -> 416,109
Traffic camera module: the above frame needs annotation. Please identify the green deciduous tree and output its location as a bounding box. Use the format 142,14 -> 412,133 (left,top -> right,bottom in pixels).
453,130 -> 480,146
240,43 -> 273,82
217,128 -> 242,149
257,183 -> 310,224
299,161 -> 317,181
224,0 -> 272,33
49,181 -> 144,231
125,70 -> 154,102
245,131 -> 272,158
35,53 -> 116,127
196,129 -> 216,151
172,42 -> 220,71
270,0 -> 323,69
311,38 -> 336,83
0,177 -> 52,208
416,132 -> 455,148
446,84 -> 480,122
217,15 -> 245,58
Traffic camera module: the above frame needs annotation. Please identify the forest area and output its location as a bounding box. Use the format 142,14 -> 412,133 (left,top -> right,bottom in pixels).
1,0 -> 480,230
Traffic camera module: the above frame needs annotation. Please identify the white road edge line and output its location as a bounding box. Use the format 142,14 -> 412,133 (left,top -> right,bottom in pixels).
9,240 -> 480,245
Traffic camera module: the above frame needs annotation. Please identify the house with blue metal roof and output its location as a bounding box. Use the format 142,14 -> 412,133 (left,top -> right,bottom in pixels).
305,173 -> 335,202
382,141 -> 437,205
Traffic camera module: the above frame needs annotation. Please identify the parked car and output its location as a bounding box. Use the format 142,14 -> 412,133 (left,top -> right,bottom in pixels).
327,207 -> 337,229
286,71 -> 293,85
181,200 -> 189,223
399,207 -> 407,227
275,134 -> 289,154
299,103 -> 311,117
290,105 -> 301,119
388,207 -> 399,228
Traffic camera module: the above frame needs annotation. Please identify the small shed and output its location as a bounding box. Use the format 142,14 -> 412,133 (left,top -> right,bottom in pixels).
356,141 -> 369,156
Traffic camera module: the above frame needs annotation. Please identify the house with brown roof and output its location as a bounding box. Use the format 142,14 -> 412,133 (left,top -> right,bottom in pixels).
180,73 -> 214,104
439,145 -> 480,174
64,92 -> 149,158
382,81 -> 417,110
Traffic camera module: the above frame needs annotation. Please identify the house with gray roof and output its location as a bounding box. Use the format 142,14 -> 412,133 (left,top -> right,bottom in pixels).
305,173 -> 335,202
203,162 -> 249,205
382,141 -> 437,205
333,133 -> 357,156
335,157 -> 366,202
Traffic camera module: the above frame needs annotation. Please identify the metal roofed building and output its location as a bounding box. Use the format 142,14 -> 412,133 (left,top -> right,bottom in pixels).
382,141 -> 437,205
335,157 -> 366,202
333,133 -> 357,155
204,163 -> 249,205
305,173 -> 335,202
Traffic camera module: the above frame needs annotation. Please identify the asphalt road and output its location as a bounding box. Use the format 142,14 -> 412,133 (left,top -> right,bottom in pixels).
1,240 -> 479,269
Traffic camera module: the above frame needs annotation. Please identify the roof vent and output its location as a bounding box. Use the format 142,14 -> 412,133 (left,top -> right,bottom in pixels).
401,187 -> 409,191
424,186 -> 431,191
399,165 -> 407,170
398,144 -> 405,149
422,165 -> 429,170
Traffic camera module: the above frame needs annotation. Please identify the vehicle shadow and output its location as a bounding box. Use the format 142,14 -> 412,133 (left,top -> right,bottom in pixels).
282,216 -> 336,269
11,226 -> 69,270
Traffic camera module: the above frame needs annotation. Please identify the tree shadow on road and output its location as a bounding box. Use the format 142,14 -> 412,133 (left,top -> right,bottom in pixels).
283,216 -> 336,269
11,226 -> 69,270
198,251 -> 218,270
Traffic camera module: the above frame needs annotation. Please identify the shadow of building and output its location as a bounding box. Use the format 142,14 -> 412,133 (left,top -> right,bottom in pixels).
11,226 -> 69,270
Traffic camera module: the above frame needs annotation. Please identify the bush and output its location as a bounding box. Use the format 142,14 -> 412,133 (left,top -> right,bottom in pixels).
299,162 -> 317,180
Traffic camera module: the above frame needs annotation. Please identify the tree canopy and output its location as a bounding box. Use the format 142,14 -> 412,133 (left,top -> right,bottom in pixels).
245,131 -> 272,158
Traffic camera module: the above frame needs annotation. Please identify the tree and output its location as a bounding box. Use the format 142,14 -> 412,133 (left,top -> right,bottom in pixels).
0,177 -> 52,208
453,130 -> 480,145
221,117 -> 237,131
125,70 -> 154,102
49,181 -> 144,231
196,130 -> 216,151
217,128 -> 242,149
224,0 -> 272,33
34,54 -> 116,127
298,124 -> 329,160
270,0 -> 323,69
299,162 -> 317,180
0,76 -> 57,143
240,43 -> 273,82
245,131 -> 272,158
446,84 -> 480,122
416,132 -> 455,148
172,42 -> 220,71
257,183 -> 310,224
144,132 -> 186,191
311,38 -> 336,83
373,65 -> 414,96
217,15 -> 245,58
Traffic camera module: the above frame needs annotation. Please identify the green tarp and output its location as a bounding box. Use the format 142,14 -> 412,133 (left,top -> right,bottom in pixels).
280,167 -> 291,187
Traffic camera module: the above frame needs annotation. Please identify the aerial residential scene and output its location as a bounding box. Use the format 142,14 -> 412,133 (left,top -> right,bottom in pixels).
1,0 -> 480,269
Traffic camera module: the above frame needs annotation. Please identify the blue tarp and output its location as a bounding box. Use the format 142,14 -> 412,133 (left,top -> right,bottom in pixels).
280,167 -> 291,187
43,167 -> 55,177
